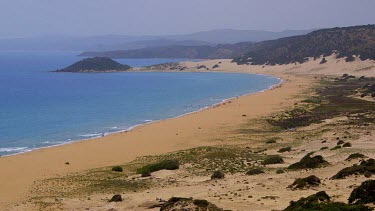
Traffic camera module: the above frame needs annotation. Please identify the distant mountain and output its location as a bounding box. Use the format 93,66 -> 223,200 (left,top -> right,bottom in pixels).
80,43 -> 253,59
166,29 -> 314,44
0,29 -> 312,51
233,25 -> 375,65
55,57 -> 131,72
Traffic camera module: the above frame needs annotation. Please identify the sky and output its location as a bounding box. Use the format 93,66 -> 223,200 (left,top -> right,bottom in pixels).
0,0 -> 374,38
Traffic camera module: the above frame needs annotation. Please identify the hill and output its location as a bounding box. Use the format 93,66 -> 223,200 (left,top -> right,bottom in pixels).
79,42 -> 253,59
55,57 -> 131,72
233,25 -> 375,65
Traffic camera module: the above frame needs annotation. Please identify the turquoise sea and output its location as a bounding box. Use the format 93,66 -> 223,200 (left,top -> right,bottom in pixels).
0,51 -> 280,156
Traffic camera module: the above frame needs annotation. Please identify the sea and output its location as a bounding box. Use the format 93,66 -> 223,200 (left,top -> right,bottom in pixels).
0,51 -> 280,156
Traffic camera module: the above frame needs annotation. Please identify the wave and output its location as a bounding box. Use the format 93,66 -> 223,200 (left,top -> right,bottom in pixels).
79,133 -> 102,138
0,147 -> 28,153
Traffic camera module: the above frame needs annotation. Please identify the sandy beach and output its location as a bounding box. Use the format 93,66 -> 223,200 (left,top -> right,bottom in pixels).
1,57 -> 375,210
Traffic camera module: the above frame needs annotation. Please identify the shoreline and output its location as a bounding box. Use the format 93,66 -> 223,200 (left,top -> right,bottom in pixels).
7,57 -> 370,208
1,72 -> 282,158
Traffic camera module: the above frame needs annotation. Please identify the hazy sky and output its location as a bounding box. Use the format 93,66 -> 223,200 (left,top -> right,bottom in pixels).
0,0 -> 374,38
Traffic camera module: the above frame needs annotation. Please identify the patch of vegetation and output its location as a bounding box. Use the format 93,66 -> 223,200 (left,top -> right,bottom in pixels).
212,64 -> 220,69
346,153 -> 366,161
330,145 -> 342,150
136,160 -> 179,175
111,166 -> 123,172
343,142 -> 352,147
160,197 -> 224,211
302,96 -> 322,104
331,159 -> 375,179
267,77 -> 375,130
288,175 -> 321,190
348,180 -> 375,204
278,146 -> 292,153
320,147 -> 329,150
288,153 -> 328,170
262,155 -> 284,165
320,57 -> 327,64
265,137 -> 279,144
211,171 -> 225,180
109,194 -> 122,202
276,169 -> 285,174
283,191 -> 372,211
246,168 -> 264,175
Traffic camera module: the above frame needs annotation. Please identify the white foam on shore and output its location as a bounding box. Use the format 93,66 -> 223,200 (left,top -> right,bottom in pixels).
0,147 -> 28,153
2,74 -> 282,157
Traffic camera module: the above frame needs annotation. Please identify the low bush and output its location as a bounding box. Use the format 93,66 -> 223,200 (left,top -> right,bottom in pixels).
276,169 -> 285,174
246,168 -> 264,175
109,194 -> 122,202
346,153 -> 366,161
320,147 -> 329,150
331,159 -> 375,179
211,171 -> 225,180
283,191 -> 371,211
278,146 -> 292,153
111,166 -> 123,172
262,155 -> 284,165
343,142 -> 352,147
137,159 -> 179,176
288,153 -> 328,170
288,175 -> 321,190
330,145 -> 341,150
348,180 -> 375,204
160,197 -> 223,211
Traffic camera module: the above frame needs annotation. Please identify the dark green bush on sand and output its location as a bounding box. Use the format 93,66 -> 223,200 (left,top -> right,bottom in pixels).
348,180 -> 375,204
288,153 -> 328,170
111,166 -> 123,172
331,159 -> 375,179
276,169 -> 285,174
283,191 -> 371,211
211,171 -> 225,180
137,160 -> 179,176
337,140 -> 345,145
278,146 -> 292,153
288,175 -> 320,190
160,197 -> 223,211
330,145 -> 341,150
262,155 -> 284,165
346,153 -> 366,161
246,168 -> 264,175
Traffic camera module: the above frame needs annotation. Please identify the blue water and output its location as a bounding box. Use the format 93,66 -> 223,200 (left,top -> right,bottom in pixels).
0,51 -> 280,156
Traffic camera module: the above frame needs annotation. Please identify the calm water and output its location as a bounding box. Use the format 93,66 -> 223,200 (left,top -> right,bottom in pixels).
0,51 -> 280,156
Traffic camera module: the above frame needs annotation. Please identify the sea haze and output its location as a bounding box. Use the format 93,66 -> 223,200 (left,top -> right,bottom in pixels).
0,51 -> 280,156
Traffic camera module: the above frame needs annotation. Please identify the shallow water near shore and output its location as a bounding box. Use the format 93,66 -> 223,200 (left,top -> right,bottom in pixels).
0,51 -> 280,156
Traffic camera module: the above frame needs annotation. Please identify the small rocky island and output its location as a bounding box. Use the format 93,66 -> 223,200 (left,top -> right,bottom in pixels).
55,57 -> 132,72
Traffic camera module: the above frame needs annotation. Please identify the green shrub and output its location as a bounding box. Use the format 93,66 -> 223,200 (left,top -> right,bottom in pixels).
348,180 -> 375,204
330,145 -> 341,150
283,191 -> 371,211
346,153 -> 366,161
262,155 -> 284,165
160,197 -> 223,211
137,159 -> 179,175
320,147 -> 329,150
288,153 -> 328,170
211,171 -> 225,180
212,64 -> 219,69
278,146 -> 292,153
288,175 -> 321,190
111,166 -> 123,172
331,159 -> 375,179
276,169 -> 285,174
246,168 -> 264,175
